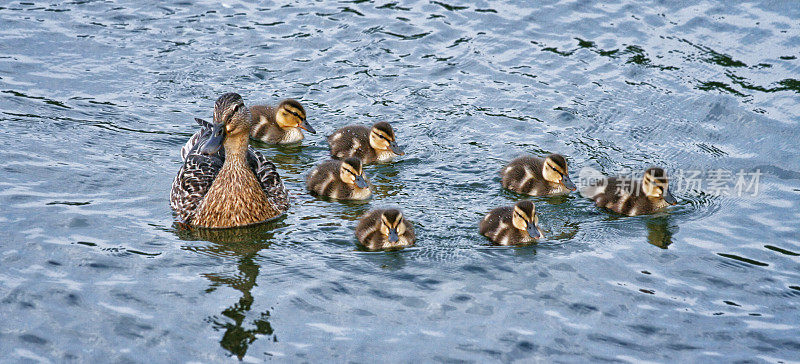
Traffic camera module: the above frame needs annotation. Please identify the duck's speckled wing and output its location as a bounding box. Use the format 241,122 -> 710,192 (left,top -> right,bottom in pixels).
248,148 -> 290,214
170,152 -> 223,225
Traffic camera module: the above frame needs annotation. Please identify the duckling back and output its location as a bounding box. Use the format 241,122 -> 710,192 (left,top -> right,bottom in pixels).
479,206 -> 532,245
501,155 -> 574,195
501,156 -> 548,195
328,125 -> 377,162
305,159 -> 371,200
582,176 -> 666,216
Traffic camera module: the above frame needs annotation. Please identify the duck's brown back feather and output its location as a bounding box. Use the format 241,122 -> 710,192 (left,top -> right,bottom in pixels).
328,125 -> 378,163
479,206 -> 532,245
305,160 -> 370,200
584,176 -> 665,216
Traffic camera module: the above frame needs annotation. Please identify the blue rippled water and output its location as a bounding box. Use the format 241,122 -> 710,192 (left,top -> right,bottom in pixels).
1,0 -> 798,362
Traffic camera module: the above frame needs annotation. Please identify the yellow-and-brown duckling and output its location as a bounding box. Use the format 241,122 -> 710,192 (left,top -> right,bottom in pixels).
479,200 -> 544,245
501,154 -> 576,196
327,121 -> 404,164
306,157 -> 371,200
355,208 -> 415,251
581,167 -> 678,216
250,99 -> 315,144
170,93 -> 289,228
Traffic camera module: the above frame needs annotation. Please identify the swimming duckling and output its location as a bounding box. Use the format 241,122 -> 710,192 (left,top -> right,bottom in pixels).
250,99 -> 315,144
171,93 -> 290,228
355,208 -> 415,250
328,122 -> 404,164
501,154 -> 577,196
479,200 -> 544,245
581,167 -> 678,216
306,157 -> 371,200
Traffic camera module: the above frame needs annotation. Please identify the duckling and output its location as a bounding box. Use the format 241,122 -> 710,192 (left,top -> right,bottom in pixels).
306,157 -> 371,200
581,167 -> 678,216
355,208 -> 416,250
479,200 -> 544,245
328,122 -> 404,164
170,93 -> 290,228
501,154 -> 577,196
250,99 -> 315,144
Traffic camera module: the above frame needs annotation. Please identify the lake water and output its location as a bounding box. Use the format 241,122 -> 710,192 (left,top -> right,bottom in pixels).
1,0 -> 799,362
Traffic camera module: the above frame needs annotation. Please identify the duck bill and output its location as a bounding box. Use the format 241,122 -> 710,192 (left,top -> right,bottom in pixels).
299,119 -> 316,134
355,175 -> 369,189
663,188 -> 677,205
388,229 -> 399,243
389,141 -> 405,156
562,174 -> 577,191
527,223 -> 542,240
200,123 -> 225,155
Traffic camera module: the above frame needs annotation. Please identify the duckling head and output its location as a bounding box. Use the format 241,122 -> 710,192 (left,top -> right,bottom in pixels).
202,92 -> 252,155
369,122 -> 404,156
642,167 -> 677,205
511,200 -> 543,240
541,154 -> 577,191
275,99 -> 315,134
339,157 -> 369,188
379,209 -> 407,243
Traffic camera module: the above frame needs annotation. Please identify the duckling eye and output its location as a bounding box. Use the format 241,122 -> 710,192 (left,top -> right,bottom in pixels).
373,132 -> 392,142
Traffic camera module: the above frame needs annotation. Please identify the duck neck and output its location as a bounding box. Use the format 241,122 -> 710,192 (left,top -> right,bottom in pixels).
222,133 -> 250,168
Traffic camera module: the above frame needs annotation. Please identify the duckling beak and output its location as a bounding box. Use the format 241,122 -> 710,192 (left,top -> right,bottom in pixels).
663,188 -> 677,205
355,174 -> 368,189
200,122 -> 225,155
389,141 -> 405,155
299,119 -> 316,134
388,228 -> 399,243
562,174 -> 577,191
527,222 -> 542,240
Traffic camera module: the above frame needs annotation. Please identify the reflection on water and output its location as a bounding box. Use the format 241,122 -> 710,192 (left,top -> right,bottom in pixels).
1,0 -> 799,361
645,216 -> 677,249
178,224 -> 282,360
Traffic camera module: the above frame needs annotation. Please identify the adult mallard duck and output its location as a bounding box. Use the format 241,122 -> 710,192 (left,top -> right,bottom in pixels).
327,122 -> 404,164
170,93 -> 289,228
479,200 -> 543,245
501,153 -> 577,196
250,99 -> 315,144
580,167 -> 677,216
355,208 -> 415,251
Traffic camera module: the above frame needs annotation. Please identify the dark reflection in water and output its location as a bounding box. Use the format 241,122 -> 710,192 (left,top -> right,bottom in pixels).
645,215 -> 677,249
177,223 -> 283,360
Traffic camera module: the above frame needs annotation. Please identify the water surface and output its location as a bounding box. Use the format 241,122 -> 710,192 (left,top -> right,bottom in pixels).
1,0 -> 799,362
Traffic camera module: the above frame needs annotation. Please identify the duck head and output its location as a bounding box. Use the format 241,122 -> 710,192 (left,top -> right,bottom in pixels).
511,200 -> 543,240
541,154 -> 577,191
368,121 -> 404,156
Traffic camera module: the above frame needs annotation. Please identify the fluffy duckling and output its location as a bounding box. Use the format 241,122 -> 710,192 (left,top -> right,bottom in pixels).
479,200 -> 544,245
501,154 -> 577,195
355,208 -> 415,250
170,93 -> 289,228
250,99 -> 315,144
306,157 -> 371,200
581,167 -> 678,216
328,122 -> 404,164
